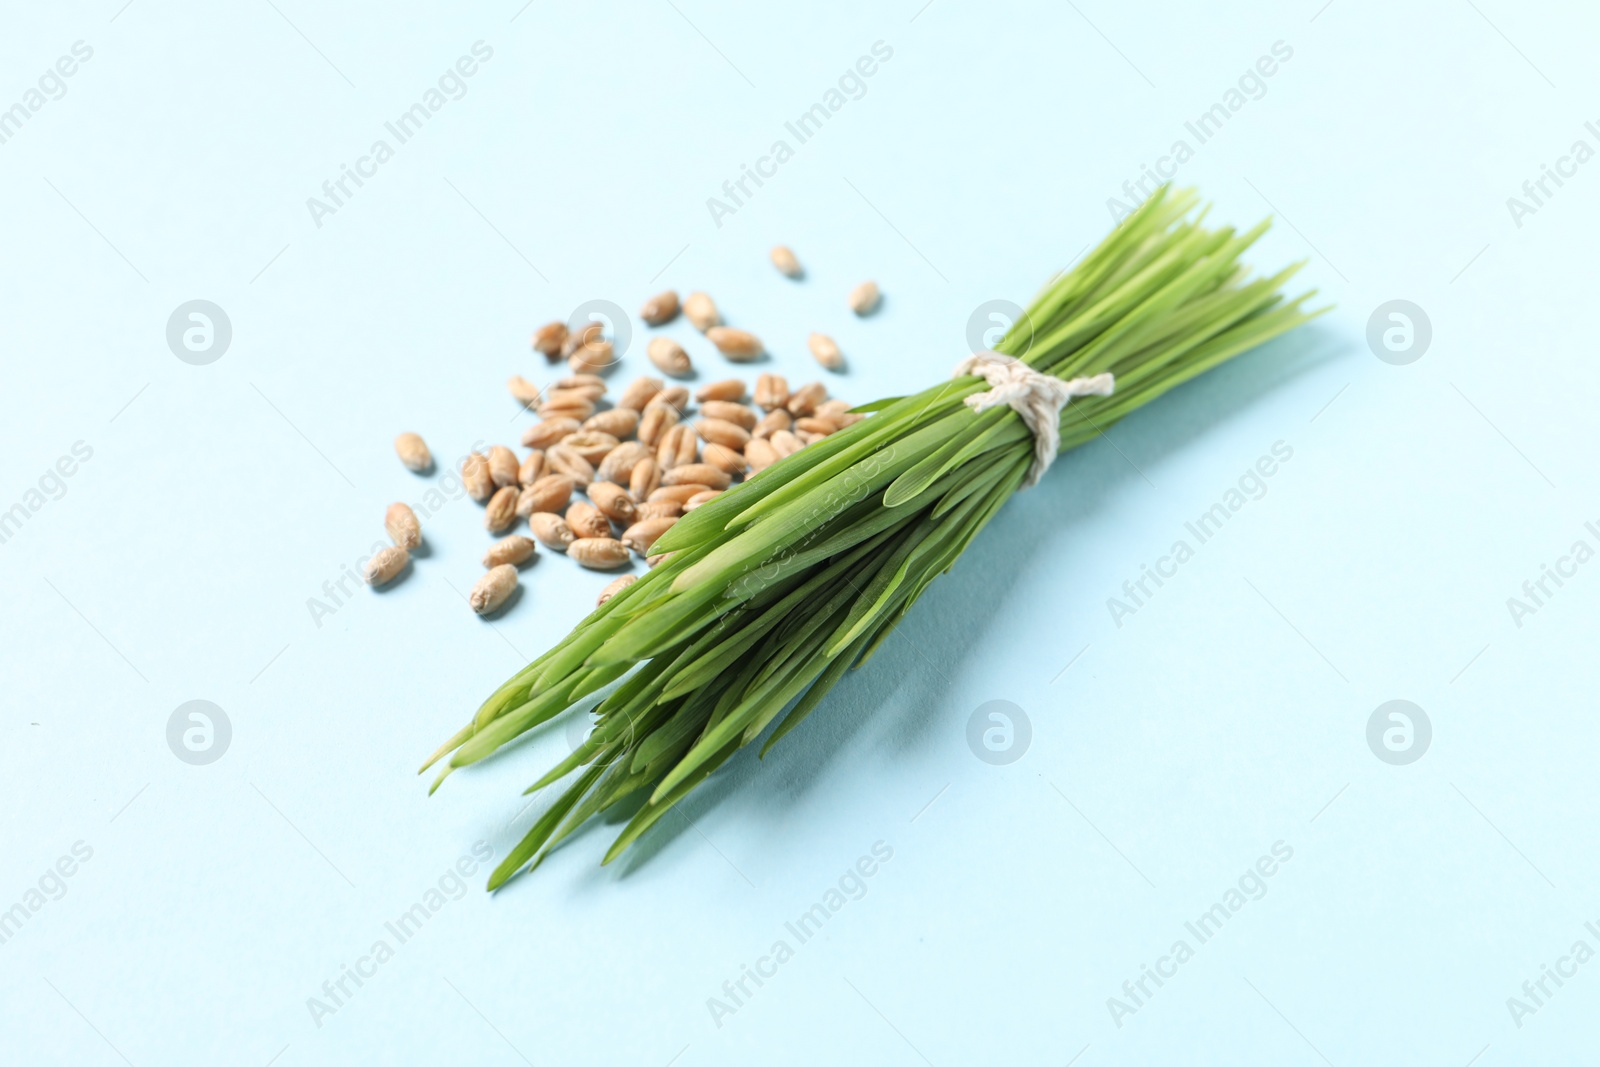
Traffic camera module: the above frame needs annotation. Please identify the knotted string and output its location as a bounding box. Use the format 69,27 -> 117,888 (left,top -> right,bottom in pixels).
953,351 -> 1115,487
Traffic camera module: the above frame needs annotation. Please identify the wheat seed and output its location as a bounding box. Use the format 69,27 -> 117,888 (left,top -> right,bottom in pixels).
364,545 -> 409,586
385,503 -> 422,549
640,290 -> 680,326
483,535 -> 537,568
394,433 -> 433,472
569,537 -> 631,569
470,565 -> 518,614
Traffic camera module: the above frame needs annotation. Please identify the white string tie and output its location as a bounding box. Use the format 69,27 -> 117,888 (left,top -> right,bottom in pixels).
953,351 -> 1115,487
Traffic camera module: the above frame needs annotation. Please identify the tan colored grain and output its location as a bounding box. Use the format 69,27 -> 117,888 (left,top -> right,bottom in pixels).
621,516 -> 677,555
394,432 -> 433,472
597,574 -> 636,606
629,456 -> 661,501
683,291 -> 720,332
568,339 -> 614,375
808,332 -> 843,370
661,463 -> 731,490
637,401 -> 679,446
701,442 -> 747,475
649,484 -> 713,505
522,418 -> 581,449
532,321 -> 567,361
485,485 -> 520,532
640,290 -> 680,326
786,381 -> 827,417
546,445 -> 595,487
696,378 -> 745,403
507,375 -> 542,406
364,545 -> 409,586
795,415 -> 839,436
684,489 -> 722,511
522,474 -> 575,514
569,537 -> 631,569
488,445 -> 520,488
637,500 -> 682,521
754,373 -> 788,411
706,326 -> 763,361
656,423 -> 698,470
561,322 -> 603,359
518,450 -> 546,486
470,564 -> 518,614
597,441 -> 651,484
847,280 -> 880,315
770,245 -> 802,278
753,408 -> 792,439
537,391 -> 595,421
565,500 -> 611,539
744,438 -> 780,473
646,336 -> 692,377
553,373 -> 608,399
656,385 -> 691,411
697,417 -> 751,449
701,400 -> 758,429
559,431 -> 619,465
529,511 -> 575,550
462,452 -> 495,502
483,535 -> 536,568
588,482 -> 638,525
618,376 -> 664,412
385,503 -> 421,549
769,429 -> 804,457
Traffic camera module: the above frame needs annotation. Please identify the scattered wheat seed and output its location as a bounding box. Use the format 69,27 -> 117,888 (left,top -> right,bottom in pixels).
588,482 -> 638,525
560,431 -> 620,466
529,511 -> 576,551
518,450 -> 546,486
808,332 -> 843,371
848,280 -> 880,315
618,377 -> 665,412
385,503 -> 422,549
597,574 -> 636,606
364,545 -> 409,586
661,463 -> 731,490
470,564 -> 518,614
770,245 -> 802,278
488,445 -> 520,488
566,501 -> 611,540
484,535 -> 537,568
696,378 -> 745,403
696,418 -> 751,450
640,290 -> 680,326
522,474 -> 575,514
485,486 -> 520,532
523,418 -> 581,449
620,517 -> 677,555
753,409 -> 792,439
706,326 -> 763,361
532,321 -> 567,361
683,291 -> 720,332
786,381 -> 827,418
700,400 -> 757,430
394,432 -> 433,472
569,537 -> 631,569
462,452 -> 495,502
647,336 -> 693,377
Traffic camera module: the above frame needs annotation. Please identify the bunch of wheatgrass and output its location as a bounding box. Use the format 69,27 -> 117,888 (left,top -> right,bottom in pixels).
423,186 -> 1326,889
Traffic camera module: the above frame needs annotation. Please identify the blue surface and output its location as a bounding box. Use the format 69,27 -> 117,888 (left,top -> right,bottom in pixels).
2,1 -> 1596,1064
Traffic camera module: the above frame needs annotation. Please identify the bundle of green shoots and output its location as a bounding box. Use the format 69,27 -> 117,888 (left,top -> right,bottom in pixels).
424,186 -> 1326,889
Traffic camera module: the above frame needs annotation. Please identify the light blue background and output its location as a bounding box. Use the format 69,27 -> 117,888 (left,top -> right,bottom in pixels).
2,0 -> 1595,1063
